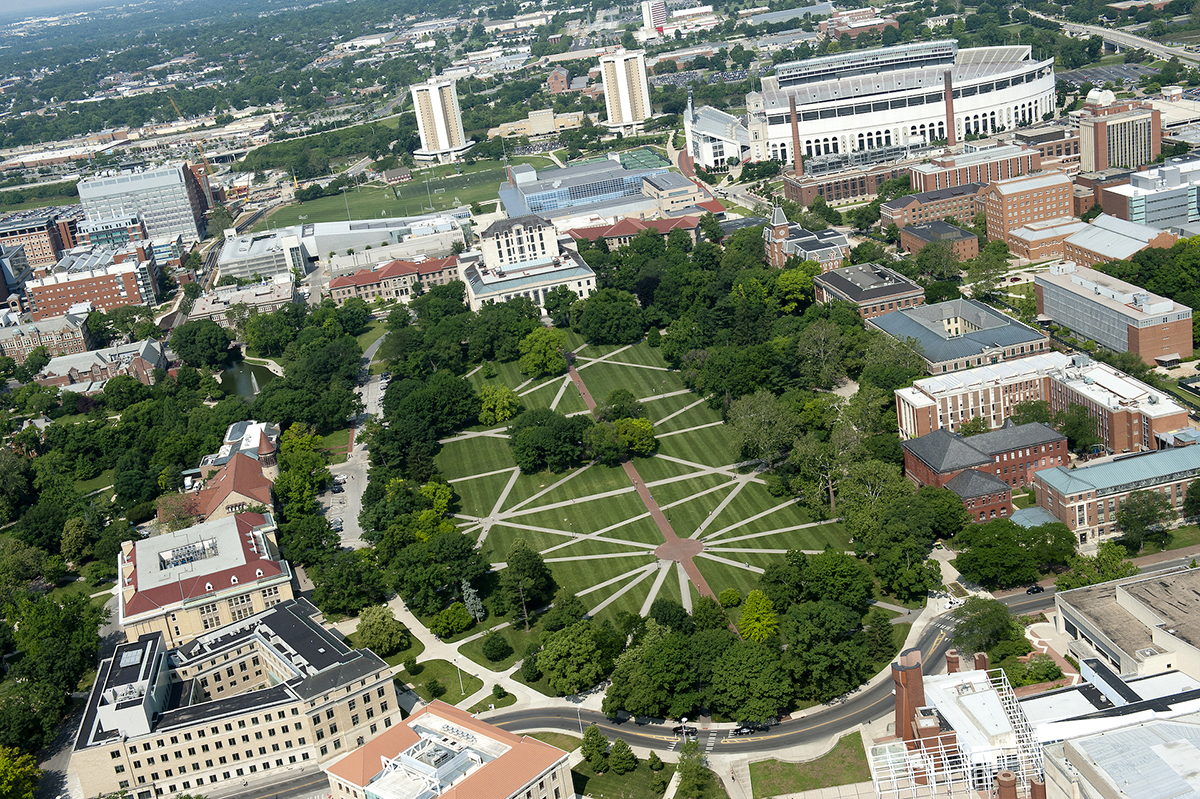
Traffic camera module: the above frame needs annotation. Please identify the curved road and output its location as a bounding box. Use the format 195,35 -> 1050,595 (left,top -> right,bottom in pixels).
487,610 -> 972,752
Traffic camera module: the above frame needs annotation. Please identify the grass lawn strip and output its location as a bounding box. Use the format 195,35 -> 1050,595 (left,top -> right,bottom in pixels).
502,461 -> 604,514
708,521 -> 850,551
538,517 -> 663,555
656,426 -> 742,468
748,732 -> 870,798
652,403 -> 725,435
700,493 -> 807,542
527,732 -> 581,751
468,692 -> 517,714
452,471 -> 520,519
599,341 -> 671,369
635,455 -> 711,483
578,361 -> 681,403
436,437 -> 515,481
459,619 -> 543,672
587,564 -> 660,621
693,557 -> 769,598
649,474 -> 737,508
397,658 -> 483,706
573,761 -> 678,799
513,463 -> 640,512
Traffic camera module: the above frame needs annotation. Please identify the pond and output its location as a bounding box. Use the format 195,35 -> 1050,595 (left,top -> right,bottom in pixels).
219,361 -> 277,399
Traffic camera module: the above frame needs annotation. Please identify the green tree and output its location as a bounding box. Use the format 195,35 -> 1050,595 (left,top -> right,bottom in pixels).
208,204 -> 234,235
727,389 -> 799,468
1116,489 -> 1174,552
539,621 -> 607,695
518,327 -> 568,377
709,641 -> 792,722
498,539 -> 557,630
1053,404 -> 1102,454
1186,479 -> 1200,519
581,724 -> 609,772
577,289 -> 645,345
1056,541 -> 1140,591
738,590 -> 778,643
699,212 -> 723,243
615,417 -> 656,457
0,745 -> 41,799
12,347 -> 50,384
355,606 -> 410,657
171,319 -> 233,367
1009,400 -> 1052,426
478,385 -> 521,426
596,389 -> 643,423
311,549 -> 387,616
608,738 -> 638,774
430,603 -> 474,638
950,596 -> 1020,656
958,415 -> 989,437
481,632 -> 514,662
719,588 -> 741,608
543,286 -> 578,327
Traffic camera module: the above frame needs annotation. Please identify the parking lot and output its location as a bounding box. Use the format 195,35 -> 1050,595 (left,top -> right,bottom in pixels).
1059,63 -> 1159,87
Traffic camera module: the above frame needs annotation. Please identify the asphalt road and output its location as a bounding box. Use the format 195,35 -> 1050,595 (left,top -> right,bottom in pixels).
486,615 -> 961,753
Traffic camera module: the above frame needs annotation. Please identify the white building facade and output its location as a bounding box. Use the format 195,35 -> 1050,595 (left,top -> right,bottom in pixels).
600,50 -> 653,133
411,78 -> 472,163
684,40 -> 1056,170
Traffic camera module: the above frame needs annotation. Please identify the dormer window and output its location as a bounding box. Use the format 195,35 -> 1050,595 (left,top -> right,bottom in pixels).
231,576 -> 239,585
205,582 -> 213,591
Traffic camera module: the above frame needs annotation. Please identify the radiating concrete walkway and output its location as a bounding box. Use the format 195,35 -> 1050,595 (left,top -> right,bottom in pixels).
567,359 -> 717,600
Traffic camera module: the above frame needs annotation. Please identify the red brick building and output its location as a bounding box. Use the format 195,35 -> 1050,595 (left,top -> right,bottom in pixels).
327,256 -> 458,306
25,246 -> 157,320
0,312 -> 95,364
565,216 -> 700,248
945,469 -> 1013,522
899,220 -> 979,260
901,422 -> 1068,491
880,183 -> 984,230
908,143 -> 1041,193
813,263 -> 924,320
547,66 -> 571,94
35,338 -> 168,391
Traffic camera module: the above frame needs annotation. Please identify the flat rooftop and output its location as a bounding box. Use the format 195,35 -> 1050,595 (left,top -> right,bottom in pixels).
815,263 -> 923,303
1036,261 -> 1190,321
1051,357 -> 1186,420
1057,567 -> 1197,663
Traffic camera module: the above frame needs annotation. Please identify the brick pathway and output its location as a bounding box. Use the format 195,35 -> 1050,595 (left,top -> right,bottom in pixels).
567,361 -> 717,600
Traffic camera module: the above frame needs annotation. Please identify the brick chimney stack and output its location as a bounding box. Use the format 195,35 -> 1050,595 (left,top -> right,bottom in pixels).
974,652 -> 989,671
789,96 -> 803,176
944,70 -> 957,146
946,650 -> 959,674
891,649 -> 925,742
996,771 -> 1018,799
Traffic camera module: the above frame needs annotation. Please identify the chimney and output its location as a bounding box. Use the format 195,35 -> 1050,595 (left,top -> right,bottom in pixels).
944,70 -> 957,146
789,95 -> 803,176
996,771 -> 1017,799
891,648 -> 925,741
974,652 -> 989,671
1030,775 -> 1047,799
946,649 -> 960,674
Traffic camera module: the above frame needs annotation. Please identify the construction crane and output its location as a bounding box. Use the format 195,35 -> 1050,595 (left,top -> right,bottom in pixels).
168,97 -> 217,209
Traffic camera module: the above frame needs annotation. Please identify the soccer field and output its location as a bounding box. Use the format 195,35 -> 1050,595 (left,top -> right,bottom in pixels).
252,156 -> 555,232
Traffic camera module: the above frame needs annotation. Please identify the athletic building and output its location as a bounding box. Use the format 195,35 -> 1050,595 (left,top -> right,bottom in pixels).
684,40 -> 1055,170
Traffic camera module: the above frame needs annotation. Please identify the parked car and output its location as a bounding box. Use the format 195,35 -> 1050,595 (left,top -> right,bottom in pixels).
331,485 -> 344,494
333,474 -> 348,484
672,726 -> 698,738
730,726 -> 759,736
1026,584 -> 1045,595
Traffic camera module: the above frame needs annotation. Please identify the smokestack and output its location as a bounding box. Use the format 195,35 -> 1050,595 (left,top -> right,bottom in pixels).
891,649 -> 926,741
946,650 -> 960,674
996,771 -> 1018,799
789,95 -> 803,176
1030,775 -> 1047,799
944,70 -> 957,146
974,652 -> 989,671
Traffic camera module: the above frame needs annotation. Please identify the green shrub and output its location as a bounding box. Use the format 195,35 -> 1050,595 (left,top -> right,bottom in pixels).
482,632 -> 514,662
719,588 -> 742,608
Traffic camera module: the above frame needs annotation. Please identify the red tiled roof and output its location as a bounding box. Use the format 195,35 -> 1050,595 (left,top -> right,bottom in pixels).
327,256 -> 458,289
566,215 -> 699,242
121,513 -> 285,618
697,198 -> 725,214
193,453 -> 273,520
325,701 -> 566,798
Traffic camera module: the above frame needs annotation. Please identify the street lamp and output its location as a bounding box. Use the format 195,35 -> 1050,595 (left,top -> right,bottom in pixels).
577,705 -> 583,734
454,657 -> 465,695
